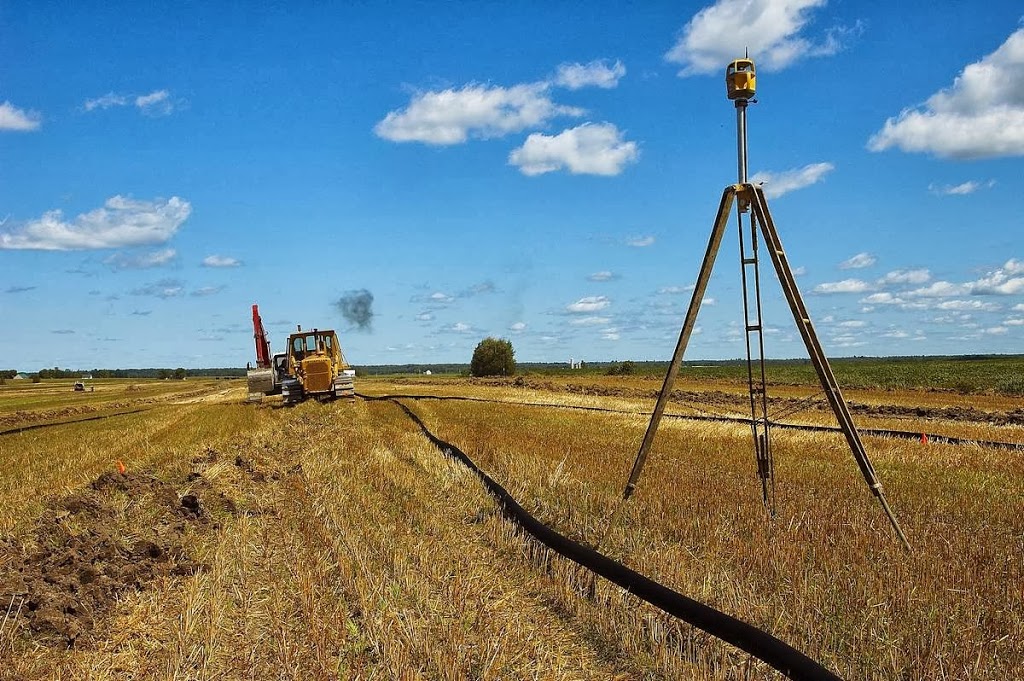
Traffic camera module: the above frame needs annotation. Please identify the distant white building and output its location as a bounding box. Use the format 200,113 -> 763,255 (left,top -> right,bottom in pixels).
13,373 -> 27,380
424,370 -> 432,375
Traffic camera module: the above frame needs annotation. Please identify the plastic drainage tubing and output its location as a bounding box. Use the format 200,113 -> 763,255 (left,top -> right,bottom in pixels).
367,395 -> 845,681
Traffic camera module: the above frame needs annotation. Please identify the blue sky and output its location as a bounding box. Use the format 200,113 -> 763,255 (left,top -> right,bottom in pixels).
2,1 -> 1023,369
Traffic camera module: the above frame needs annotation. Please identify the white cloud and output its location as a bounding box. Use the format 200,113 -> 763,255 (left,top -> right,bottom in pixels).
907,281 -> 964,298
0,101 -> 41,131
813,279 -> 872,294
588,270 -> 617,282
1006,259 -> 1024,275
878,268 -> 930,285
509,321 -> 527,332
839,252 -> 876,270
868,28 -> 1024,158
983,326 -> 1009,335
135,90 -> 173,115
860,292 -> 904,305
0,195 -> 191,251
509,123 -> 639,176
191,286 -> 224,297
658,285 -> 691,294
415,312 -> 434,322
566,296 -> 610,313
554,59 -> 626,90
1004,318 -> 1024,326
665,0 -> 852,76
601,331 -> 621,341
935,300 -> 1001,312
84,89 -> 176,115
201,254 -> 242,268
881,329 -> 909,339
628,235 -> 655,247
105,248 -> 177,270
1014,303 -> 1024,312
430,292 -> 454,303
791,265 -> 807,276
838,320 -> 866,328
84,93 -> 128,111
928,180 -> 995,196
448,322 -> 473,334
375,83 -> 581,145
570,316 -> 611,326
751,162 -> 834,198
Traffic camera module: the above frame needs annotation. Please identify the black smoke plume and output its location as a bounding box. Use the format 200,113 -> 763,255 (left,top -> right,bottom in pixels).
335,289 -> 374,331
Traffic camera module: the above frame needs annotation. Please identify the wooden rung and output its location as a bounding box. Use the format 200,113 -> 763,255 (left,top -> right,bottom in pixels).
745,324 -> 761,332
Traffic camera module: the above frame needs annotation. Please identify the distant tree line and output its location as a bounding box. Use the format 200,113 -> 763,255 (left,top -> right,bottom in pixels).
0,367 -> 248,379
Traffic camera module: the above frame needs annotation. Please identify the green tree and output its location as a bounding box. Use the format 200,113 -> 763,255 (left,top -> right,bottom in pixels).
174,367 -> 187,380
157,369 -> 171,380
470,338 -> 515,377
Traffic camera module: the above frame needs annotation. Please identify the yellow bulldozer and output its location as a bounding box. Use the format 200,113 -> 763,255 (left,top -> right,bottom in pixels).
280,326 -> 355,405
246,305 -> 355,404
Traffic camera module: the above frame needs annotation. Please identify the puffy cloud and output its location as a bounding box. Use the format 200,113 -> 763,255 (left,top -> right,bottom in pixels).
554,59 -> 626,90
0,196 -> 191,251
429,292 -> 454,304
446,322 -> 474,334
104,248 -> 177,271
965,260 -> 1024,295
658,285 -> 691,294
907,281 -> 965,298
0,101 -> 41,131
509,321 -> 527,332
877,268 -> 930,285
566,296 -> 610,313
860,292 -> 904,305
415,312 -> 434,322
839,252 -> 876,269
588,270 -> 618,282
201,255 -> 242,268
868,28 -> 1024,158
813,279 -> 872,294
928,180 -> 995,196
750,162 -> 834,198
665,0 -> 852,76
838,320 -> 867,328
375,83 -> 582,145
509,123 -> 639,176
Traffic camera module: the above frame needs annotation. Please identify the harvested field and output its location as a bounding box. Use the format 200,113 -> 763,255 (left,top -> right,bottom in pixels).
0,376 -> 1021,679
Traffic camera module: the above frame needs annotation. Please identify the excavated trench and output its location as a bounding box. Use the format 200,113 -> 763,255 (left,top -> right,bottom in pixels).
0,450 -> 263,647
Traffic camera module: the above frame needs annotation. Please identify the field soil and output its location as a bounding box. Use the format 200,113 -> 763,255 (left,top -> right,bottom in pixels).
0,376 -> 1020,679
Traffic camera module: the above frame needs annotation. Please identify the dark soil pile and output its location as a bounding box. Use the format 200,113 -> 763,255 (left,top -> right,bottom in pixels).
0,470 -> 223,646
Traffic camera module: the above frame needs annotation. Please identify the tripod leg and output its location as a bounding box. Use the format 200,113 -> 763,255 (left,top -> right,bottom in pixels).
623,186 -> 737,499
747,184 -> 910,550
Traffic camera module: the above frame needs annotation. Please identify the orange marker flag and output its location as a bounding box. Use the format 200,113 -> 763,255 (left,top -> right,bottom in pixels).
920,433 -> 928,444
117,460 -> 127,474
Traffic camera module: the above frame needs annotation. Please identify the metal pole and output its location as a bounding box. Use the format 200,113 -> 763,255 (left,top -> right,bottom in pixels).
736,100 -> 748,184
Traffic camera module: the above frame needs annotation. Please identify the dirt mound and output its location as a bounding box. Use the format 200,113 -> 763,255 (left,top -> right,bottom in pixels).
0,470 -> 218,646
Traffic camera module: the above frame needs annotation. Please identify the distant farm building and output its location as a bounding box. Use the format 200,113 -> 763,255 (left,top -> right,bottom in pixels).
13,373 -> 27,380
